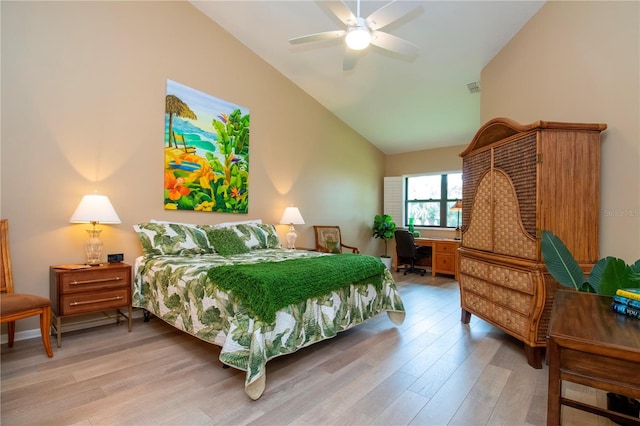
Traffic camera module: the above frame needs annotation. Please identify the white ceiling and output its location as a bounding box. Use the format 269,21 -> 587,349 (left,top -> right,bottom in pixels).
191,1 -> 545,154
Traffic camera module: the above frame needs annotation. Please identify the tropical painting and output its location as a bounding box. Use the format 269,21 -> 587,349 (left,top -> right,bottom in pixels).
164,80 -> 249,213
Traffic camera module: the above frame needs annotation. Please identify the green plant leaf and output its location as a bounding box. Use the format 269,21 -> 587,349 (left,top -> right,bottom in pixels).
540,230 -> 586,290
598,257 -> 630,296
578,282 -> 596,293
588,257 -> 610,294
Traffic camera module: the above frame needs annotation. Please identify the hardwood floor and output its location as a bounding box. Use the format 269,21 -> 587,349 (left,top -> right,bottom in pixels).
1,272 -> 617,425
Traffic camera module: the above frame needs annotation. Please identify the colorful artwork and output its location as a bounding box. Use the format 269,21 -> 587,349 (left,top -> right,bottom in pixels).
164,80 -> 249,213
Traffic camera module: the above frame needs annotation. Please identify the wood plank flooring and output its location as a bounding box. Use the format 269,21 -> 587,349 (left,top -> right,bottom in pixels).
1,272 -> 618,425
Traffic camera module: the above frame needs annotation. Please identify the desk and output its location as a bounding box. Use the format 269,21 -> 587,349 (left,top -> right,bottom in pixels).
547,290 -> 640,425
393,237 -> 460,280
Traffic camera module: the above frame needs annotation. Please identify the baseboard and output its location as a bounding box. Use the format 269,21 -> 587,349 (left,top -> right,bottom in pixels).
1,308 -> 145,344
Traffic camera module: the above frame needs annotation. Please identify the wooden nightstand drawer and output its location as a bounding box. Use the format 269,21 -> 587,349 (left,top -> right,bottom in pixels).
60,288 -> 130,316
60,268 -> 129,293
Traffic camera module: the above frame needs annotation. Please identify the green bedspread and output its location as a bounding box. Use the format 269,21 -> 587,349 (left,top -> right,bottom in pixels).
207,253 -> 385,323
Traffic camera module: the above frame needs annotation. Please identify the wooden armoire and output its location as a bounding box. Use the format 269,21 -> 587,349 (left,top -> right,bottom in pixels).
458,117 -> 606,368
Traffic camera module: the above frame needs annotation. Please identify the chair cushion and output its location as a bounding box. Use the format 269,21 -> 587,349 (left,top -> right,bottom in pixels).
0,293 -> 51,317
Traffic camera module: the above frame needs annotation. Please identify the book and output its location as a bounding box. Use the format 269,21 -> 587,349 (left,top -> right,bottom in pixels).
616,288 -> 640,302
610,301 -> 640,319
613,294 -> 640,309
53,264 -> 92,270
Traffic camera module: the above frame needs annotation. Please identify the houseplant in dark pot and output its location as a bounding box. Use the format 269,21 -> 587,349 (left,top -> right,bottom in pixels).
372,214 -> 396,270
541,230 -> 640,423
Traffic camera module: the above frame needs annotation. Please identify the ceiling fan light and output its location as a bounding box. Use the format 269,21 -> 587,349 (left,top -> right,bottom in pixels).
346,27 -> 371,50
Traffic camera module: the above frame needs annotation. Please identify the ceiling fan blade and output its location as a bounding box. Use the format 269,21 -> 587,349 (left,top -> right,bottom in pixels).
367,1 -> 419,30
327,1 -> 356,26
370,31 -> 418,57
289,30 -> 346,45
343,48 -> 358,71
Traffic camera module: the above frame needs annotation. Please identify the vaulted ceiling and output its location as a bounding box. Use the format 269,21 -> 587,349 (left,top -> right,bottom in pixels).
191,1 -> 545,154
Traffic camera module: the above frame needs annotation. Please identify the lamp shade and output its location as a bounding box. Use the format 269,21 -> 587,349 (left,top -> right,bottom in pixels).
280,206 -> 305,225
69,194 -> 121,224
450,200 -> 463,211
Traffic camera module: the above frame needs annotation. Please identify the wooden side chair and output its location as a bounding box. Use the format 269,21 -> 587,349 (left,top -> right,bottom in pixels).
0,219 -> 53,357
313,226 -> 360,254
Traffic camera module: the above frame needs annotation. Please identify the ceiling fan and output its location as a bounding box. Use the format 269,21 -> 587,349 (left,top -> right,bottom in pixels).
288,0 -> 420,71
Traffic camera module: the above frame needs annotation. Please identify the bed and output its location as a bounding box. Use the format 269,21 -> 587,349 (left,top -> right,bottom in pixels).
132,220 -> 406,399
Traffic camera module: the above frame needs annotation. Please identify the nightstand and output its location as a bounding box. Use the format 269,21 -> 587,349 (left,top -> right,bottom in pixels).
49,262 -> 132,347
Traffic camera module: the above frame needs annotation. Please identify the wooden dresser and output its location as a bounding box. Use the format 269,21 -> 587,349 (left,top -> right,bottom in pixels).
50,263 -> 132,347
458,118 -> 606,368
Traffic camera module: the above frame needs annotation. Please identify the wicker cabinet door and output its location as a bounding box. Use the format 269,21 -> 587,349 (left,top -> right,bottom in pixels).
463,172 -> 493,252
492,171 -> 537,260
492,133 -> 538,239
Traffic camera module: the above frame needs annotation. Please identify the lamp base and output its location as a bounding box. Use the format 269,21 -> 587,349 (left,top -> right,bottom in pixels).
85,228 -> 103,265
286,225 -> 297,250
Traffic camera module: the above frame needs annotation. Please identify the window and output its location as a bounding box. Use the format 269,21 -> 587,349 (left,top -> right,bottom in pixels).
405,172 -> 462,228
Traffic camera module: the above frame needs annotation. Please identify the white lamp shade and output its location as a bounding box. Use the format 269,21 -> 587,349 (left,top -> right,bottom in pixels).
69,194 -> 121,224
280,206 -> 305,225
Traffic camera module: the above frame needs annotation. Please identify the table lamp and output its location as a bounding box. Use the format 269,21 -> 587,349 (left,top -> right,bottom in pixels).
69,193 -> 121,265
279,206 -> 305,249
450,200 -> 463,240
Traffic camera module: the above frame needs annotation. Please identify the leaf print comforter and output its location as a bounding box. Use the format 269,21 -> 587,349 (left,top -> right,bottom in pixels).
132,249 -> 405,400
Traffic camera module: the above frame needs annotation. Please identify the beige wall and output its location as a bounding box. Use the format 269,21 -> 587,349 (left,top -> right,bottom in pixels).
385,144 -> 466,177
481,1 -> 640,263
0,1 -> 385,333
386,144 -> 466,239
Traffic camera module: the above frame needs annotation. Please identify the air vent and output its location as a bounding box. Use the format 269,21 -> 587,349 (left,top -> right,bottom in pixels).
466,81 -> 481,94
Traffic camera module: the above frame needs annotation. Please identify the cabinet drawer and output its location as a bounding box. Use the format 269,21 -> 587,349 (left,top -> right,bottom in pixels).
461,275 -> 491,298
434,242 -> 457,254
493,286 -> 532,315
60,288 -> 130,316
459,257 -> 489,279
493,305 -> 527,337
60,268 -> 130,293
488,264 -> 533,294
462,291 -> 491,318
434,254 -> 455,273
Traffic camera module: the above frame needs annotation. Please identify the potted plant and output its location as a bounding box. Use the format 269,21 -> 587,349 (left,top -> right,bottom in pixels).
541,230 -> 640,421
541,230 -> 640,295
372,214 -> 396,269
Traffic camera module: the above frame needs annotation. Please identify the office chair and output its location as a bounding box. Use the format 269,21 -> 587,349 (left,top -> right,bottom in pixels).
394,230 -> 431,276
